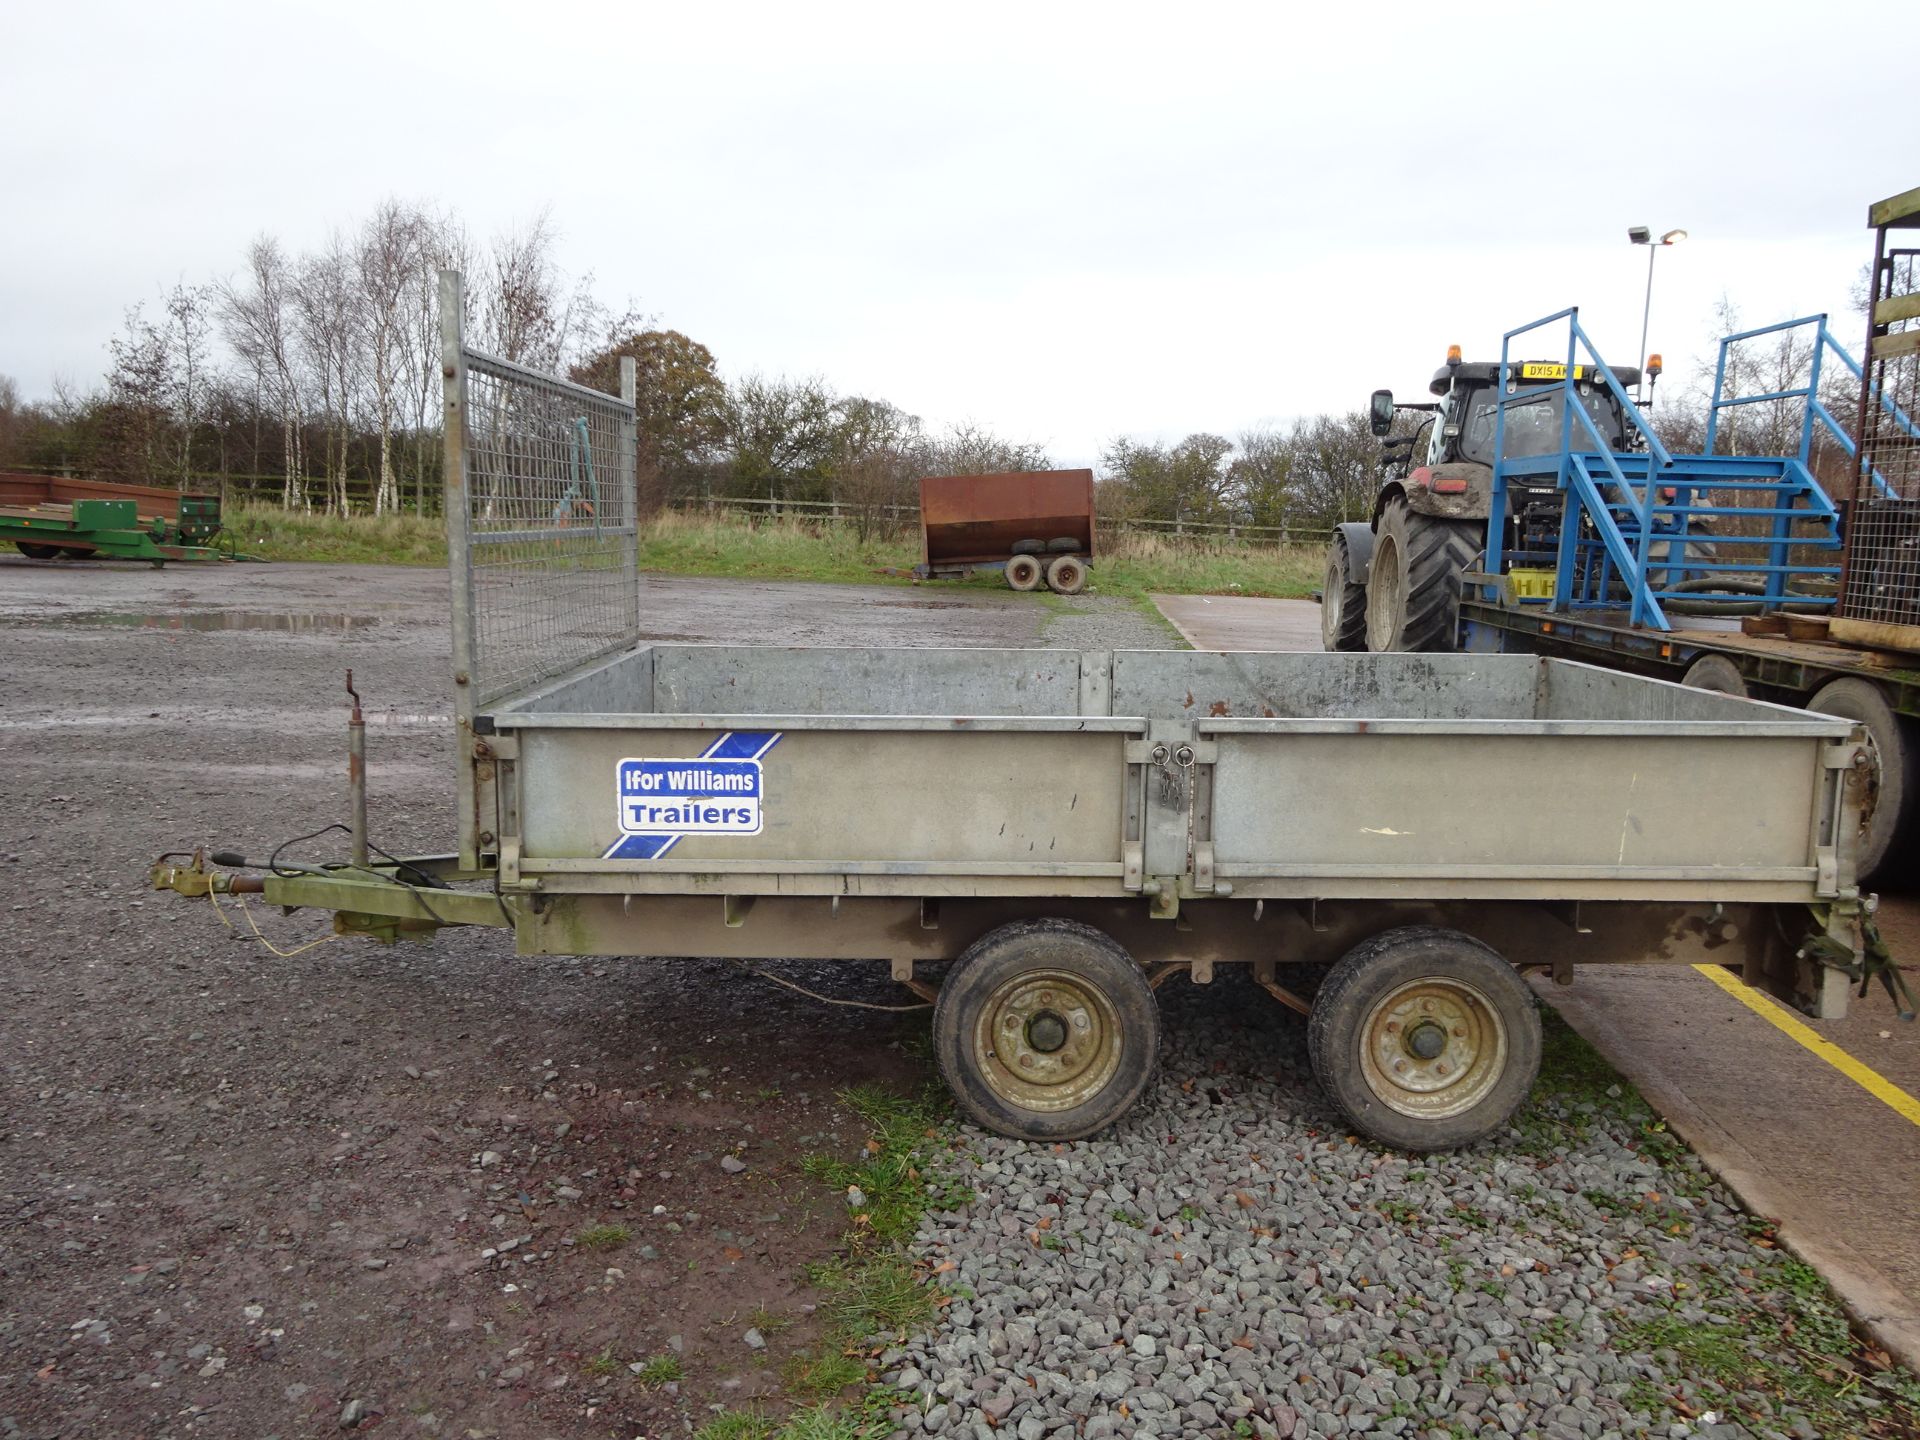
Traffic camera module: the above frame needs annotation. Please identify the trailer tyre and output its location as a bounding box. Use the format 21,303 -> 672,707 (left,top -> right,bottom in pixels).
1005,554 -> 1044,591
1011,538 -> 1046,556
15,542 -> 58,560
1045,554 -> 1087,595
1321,533 -> 1369,651
934,919 -> 1159,1141
1365,497 -> 1480,652
1682,655 -> 1748,697
1806,678 -> 1915,884
1307,926 -> 1541,1152
1047,536 -> 1082,553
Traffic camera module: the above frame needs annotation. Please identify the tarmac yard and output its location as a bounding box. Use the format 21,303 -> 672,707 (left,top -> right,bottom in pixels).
2,560 -> 1917,1440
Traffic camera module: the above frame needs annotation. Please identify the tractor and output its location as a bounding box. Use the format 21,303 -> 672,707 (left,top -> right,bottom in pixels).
1322,348 -> 1643,653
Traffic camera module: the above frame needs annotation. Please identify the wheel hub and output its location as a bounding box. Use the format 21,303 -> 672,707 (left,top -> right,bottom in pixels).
974,970 -> 1122,1113
1360,978 -> 1509,1120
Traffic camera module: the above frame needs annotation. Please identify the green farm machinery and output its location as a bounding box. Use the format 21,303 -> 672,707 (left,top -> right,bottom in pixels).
0,473 -> 246,565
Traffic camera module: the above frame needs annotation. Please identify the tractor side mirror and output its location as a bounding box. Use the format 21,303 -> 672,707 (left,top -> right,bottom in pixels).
1369,390 -> 1395,437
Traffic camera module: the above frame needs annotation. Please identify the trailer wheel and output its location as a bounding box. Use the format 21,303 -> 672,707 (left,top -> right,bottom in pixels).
1045,554 -> 1087,595
933,919 -> 1158,1141
1046,536 -> 1081,553
1365,497 -> 1480,653
1682,655 -> 1748,697
1321,533 -> 1369,652
1005,554 -> 1043,591
1011,538 -> 1046,556
1806,677 -> 1915,884
15,542 -> 58,560
1307,926 -> 1541,1152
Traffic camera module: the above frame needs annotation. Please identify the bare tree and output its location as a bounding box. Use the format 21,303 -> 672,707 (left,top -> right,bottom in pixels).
477,210 -> 603,371
219,237 -> 306,506
292,235 -> 364,514
356,200 -> 428,514
162,282 -> 215,487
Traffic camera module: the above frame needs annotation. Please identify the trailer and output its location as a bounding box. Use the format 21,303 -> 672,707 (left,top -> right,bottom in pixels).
152,271 -> 1897,1152
917,469 -> 1096,593
0,472 -> 235,564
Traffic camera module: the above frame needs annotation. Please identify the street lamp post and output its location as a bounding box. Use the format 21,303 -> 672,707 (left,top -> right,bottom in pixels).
1628,225 -> 1687,403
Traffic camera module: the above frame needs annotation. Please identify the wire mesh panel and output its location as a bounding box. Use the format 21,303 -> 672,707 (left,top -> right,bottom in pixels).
460,353 -> 638,704
1840,217 -> 1920,630
440,270 -> 637,868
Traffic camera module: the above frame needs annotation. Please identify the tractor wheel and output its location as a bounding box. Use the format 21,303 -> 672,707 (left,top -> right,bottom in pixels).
15,542 -> 58,560
1307,926 -> 1541,1152
1806,678 -> 1916,885
1045,554 -> 1087,595
1006,554 -> 1044,591
1682,654 -> 1748,698
1364,497 -> 1480,653
1321,533 -> 1369,652
933,918 -> 1159,1141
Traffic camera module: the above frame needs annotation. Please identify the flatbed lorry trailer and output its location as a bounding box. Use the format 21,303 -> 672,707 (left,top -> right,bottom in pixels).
151,272 -> 1895,1152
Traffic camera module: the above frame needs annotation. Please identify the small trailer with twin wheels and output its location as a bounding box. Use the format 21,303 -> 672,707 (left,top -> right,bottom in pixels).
152,273 -> 1899,1152
917,468 -> 1096,593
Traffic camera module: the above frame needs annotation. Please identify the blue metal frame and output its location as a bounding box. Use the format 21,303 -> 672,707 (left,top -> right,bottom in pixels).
1704,314 -> 1916,501
1484,308 -> 1865,633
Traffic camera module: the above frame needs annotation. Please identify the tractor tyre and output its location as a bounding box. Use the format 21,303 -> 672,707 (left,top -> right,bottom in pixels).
1321,533 -> 1369,652
1364,497 -> 1480,653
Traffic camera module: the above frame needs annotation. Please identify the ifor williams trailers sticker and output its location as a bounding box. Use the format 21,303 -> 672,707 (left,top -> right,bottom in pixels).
602,731 -> 782,860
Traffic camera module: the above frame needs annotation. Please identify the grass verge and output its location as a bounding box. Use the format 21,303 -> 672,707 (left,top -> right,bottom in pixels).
227,501 -> 447,564
217,503 -> 1320,602
697,1081 -> 968,1440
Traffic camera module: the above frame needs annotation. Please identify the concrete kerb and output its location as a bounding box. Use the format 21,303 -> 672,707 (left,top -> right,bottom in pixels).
1535,977 -> 1920,1374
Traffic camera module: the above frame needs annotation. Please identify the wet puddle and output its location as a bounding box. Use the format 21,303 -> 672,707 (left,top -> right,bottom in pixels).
55,610 -> 380,633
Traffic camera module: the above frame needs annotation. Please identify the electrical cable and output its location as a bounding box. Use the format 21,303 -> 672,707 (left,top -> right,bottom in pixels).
729,960 -> 932,1012
207,886 -> 339,958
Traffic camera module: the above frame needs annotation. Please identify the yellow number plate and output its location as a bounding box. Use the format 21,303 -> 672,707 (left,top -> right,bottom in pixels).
1518,363 -> 1589,381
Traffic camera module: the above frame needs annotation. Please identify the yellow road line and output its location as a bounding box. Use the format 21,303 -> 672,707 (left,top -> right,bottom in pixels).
1693,963 -> 1920,1127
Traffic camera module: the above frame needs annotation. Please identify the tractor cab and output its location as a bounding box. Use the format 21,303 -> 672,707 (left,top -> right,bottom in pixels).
1373,358 -> 1643,479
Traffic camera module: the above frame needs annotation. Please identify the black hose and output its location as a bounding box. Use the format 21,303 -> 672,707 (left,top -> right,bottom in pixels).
1660,575 -> 1831,617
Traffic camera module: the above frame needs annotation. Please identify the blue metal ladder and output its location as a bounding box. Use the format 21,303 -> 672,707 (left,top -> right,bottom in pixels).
1487,310 -> 1909,632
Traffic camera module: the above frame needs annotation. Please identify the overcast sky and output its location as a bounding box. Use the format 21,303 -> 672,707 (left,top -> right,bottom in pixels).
2,1 -> 1907,467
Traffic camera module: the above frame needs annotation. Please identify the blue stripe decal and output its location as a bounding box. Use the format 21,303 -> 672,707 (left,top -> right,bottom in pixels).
602,731 -> 781,860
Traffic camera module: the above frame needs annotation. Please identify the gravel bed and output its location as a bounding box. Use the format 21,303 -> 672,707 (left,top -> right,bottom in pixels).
881,972 -> 1903,1440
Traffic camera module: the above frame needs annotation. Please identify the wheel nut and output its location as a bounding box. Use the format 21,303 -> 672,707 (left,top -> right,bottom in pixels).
1435,1063 -> 1449,1076
1019,1055 -> 1034,1069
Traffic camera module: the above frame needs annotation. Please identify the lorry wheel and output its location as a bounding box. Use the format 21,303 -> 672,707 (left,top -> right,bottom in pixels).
1364,498 -> 1480,653
1306,926 -> 1541,1152
1321,534 -> 1369,652
933,918 -> 1159,1141
1682,655 -> 1748,697
1045,554 -> 1087,595
1006,554 -> 1043,591
1806,678 -> 1916,885
15,542 -> 58,560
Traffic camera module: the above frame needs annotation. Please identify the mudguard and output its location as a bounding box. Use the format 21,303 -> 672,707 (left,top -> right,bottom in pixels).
1334,521 -> 1376,583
